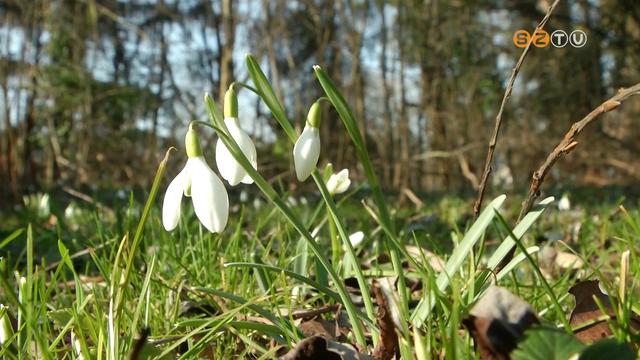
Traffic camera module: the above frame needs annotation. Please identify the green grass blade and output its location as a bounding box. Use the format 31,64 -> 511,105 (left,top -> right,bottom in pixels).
411,194 -> 506,326
486,196 -> 554,270
202,96 -> 368,347
313,65 -> 409,334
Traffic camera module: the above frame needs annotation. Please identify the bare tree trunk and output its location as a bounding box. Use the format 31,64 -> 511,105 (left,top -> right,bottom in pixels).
397,4 -> 410,189
218,0 -> 235,104
378,1 -> 394,187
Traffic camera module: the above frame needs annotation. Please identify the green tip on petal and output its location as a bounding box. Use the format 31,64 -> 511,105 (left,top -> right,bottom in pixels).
306,101 -> 321,128
185,126 -> 203,158
224,87 -> 238,118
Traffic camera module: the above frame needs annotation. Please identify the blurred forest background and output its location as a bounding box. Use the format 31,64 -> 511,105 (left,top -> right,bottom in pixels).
1,0 -> 639,206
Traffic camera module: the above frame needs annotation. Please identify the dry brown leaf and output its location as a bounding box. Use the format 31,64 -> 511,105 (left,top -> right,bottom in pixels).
280,336 -> 374,360
372,280 -> 399,360
298,318 -> 340,340
567,280 -> 640,343
554,251 -> 584,270
405,245 -> 445,272
463,286 -> 539,359
281,336 -> 342,360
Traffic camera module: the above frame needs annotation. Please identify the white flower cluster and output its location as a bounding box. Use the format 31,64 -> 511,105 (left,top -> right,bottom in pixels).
162,89 -> 352,234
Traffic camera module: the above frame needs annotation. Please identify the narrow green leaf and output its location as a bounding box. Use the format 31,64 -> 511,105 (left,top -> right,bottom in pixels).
487,196 -> 554,270
411,195 -> 506,326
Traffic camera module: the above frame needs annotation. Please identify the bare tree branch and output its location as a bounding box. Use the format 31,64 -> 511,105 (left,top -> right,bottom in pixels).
518,83 -> 640,220
473,0 -> 560,218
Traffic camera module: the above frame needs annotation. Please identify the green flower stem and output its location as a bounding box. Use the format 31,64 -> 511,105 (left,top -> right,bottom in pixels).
311,172 -> 376,324
230,81 -> 260,96
328,215 -> 340,270
313,65 -> 410,332
242,57 -> 378,326
199,99 -> 369,347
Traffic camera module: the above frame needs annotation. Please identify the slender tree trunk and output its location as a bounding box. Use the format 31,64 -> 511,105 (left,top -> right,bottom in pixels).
397,4 -> 410,189
378,1 -> 394,186
218,0 -> 235,104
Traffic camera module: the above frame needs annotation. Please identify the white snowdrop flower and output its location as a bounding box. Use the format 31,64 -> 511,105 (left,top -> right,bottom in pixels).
293,102 -> 321,181
252,198 -> 262,210
216,88 -> 257,186
162,126 -> 229,233
239,190 -> 249,203
299,196 -> 308,205
558,193 -> 570,211
287,195 -> 298,207
326,168 -> 351,195
348,231 -> 364,248
116,189 -> 128,200
0,304 -> 13,346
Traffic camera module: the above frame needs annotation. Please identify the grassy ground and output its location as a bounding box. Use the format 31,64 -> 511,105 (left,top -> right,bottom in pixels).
1,185 -> 639,359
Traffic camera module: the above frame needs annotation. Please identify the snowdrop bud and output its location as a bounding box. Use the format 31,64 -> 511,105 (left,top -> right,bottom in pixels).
293,102 -> 322,181
18,276 -> 26,301
326,169 -> 351,195
224,87 -> 238,118
0,304 -> 13,346
306,101 -> 321,128
185,125 -> 202,158
216,89 -> 257,186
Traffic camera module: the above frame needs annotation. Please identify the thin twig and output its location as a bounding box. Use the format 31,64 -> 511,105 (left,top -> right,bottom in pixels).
473,0 -> 560,218
518,83 -> 640,221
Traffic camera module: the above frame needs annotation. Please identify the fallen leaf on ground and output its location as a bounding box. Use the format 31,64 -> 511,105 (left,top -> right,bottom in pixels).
405,245 -> 445,272
463,286 -> 539,360
568,280 -> 640,343
554,251 -> 584,270
280,336 -> 374,360
372,280 -> 399,360
281,336 -> 342,360
298,317 -> 341,340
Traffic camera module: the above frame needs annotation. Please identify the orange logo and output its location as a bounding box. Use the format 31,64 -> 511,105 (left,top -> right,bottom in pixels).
513,29 -> 550,48
531,29 -> 549,48
513,30 -> 530,48
514,28 -> 587,48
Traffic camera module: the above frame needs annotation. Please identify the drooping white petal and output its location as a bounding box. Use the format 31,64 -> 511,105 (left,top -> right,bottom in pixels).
162,165 -> 188,231
216,118 -> 257,186
293,125 -> 320,181
348,231 -> 364,248
326,168 -> 351,194
187,157 -> 229,233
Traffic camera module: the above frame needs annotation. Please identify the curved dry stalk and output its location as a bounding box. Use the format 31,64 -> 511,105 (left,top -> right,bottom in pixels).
473,0 -> 561,218
518,82 -> 640,221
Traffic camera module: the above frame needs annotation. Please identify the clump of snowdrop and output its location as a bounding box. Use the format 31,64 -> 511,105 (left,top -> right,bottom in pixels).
293,101 -> 321,181
162,124 -> 229,233
216,87 -> 258,186
326,168 -> 351,195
